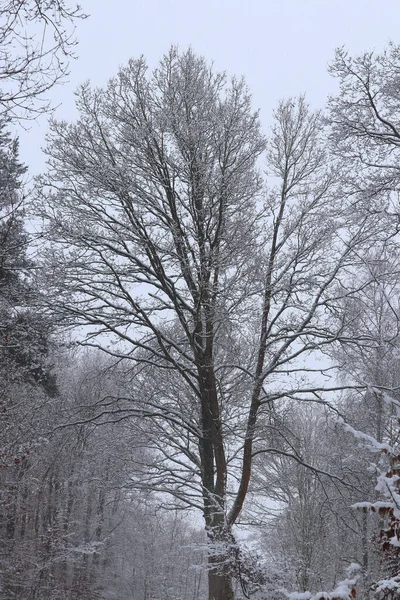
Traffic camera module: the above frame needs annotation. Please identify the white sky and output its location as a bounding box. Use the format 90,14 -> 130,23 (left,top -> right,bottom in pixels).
16,0 -> 400,175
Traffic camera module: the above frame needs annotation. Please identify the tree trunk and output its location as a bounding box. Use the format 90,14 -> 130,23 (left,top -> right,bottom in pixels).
208,565 -> 234,600
205,520 -> 235,600
199,364 -> 234,600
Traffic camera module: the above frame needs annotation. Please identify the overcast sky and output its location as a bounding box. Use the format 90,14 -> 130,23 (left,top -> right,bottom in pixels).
17,0 -> 400,175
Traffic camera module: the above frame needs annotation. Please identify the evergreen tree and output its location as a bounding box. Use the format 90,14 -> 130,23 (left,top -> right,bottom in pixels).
0,119 -> 56,395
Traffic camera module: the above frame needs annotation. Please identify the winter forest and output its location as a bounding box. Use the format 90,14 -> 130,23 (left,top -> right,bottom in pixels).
2,2 -> 400,600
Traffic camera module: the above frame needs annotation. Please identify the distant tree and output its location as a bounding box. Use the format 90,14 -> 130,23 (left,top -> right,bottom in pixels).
254,406 -> 343,592
0,0 -> 86,120
1,350 -> 207,600
36,49 -> 384,600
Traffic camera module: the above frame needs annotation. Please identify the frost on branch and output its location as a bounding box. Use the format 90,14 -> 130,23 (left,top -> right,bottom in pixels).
0,0 -> 87,119
348,406 -> 400,600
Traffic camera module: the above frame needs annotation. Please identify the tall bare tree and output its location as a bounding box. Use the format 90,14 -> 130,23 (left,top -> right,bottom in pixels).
36,49 -> 382,600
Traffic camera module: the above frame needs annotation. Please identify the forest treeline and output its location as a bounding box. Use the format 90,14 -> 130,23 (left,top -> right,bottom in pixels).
1,21 -> 400,600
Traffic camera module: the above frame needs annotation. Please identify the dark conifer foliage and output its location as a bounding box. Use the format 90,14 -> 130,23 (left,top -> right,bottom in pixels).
0,120 -> 57,395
